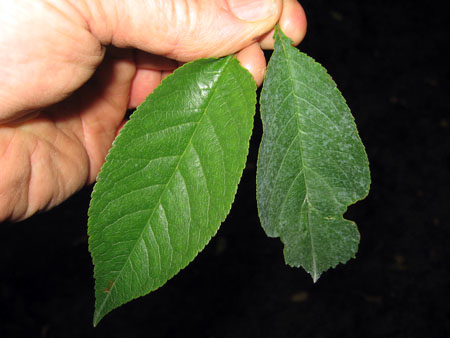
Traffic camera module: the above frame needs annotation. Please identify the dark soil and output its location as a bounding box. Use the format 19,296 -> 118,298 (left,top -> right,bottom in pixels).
2,1 -> 449,337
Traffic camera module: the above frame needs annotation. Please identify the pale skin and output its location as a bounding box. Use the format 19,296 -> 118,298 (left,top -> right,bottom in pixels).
0,0 -> 307,222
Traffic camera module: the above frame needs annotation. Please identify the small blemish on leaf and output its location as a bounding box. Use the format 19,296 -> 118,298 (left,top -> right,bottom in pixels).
104,280 -> 114,293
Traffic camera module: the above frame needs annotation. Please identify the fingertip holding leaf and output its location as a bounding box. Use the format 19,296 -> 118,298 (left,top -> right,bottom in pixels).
256,27 -> 370,282
88,56 -> 256,326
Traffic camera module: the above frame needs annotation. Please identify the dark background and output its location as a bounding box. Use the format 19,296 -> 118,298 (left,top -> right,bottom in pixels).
1,1 -> 449,337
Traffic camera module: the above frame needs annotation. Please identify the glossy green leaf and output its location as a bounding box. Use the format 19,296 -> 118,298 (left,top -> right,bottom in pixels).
257,27 -> 370,282
88,56 -> 256,325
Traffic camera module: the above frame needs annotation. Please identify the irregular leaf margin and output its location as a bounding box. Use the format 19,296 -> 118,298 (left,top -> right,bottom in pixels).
256,27 -> 371,281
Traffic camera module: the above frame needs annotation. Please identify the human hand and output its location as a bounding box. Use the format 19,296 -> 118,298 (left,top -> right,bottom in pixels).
0,0 -> 307,222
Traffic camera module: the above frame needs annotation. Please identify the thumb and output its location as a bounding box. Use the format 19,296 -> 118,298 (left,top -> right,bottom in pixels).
80,0 -> 282,61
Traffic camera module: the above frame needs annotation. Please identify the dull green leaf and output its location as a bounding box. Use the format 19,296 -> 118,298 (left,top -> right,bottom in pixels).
88,56 -> 256,325
257,27 -> 370,281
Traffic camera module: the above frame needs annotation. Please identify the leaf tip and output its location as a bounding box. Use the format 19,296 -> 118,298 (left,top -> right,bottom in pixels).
93,309 -> 106,328
309,265 -> 322,283
93,314 -> 100,328
311,272 -> 321,284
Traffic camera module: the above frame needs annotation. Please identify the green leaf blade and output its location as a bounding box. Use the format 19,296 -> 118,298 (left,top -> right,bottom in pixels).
257,28 -> 370,281
88,56 -> 256,325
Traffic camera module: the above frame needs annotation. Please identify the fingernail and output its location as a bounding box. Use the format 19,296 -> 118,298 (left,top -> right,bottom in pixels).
228,0 -> 277,22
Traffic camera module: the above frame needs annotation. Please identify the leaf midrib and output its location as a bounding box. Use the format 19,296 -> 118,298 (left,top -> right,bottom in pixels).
94,57 -> 233,323
276,30 -> 318,281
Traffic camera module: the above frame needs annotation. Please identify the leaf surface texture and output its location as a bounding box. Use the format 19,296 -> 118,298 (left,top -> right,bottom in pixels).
88,56 -> 256,325
257,28 -> 370,281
